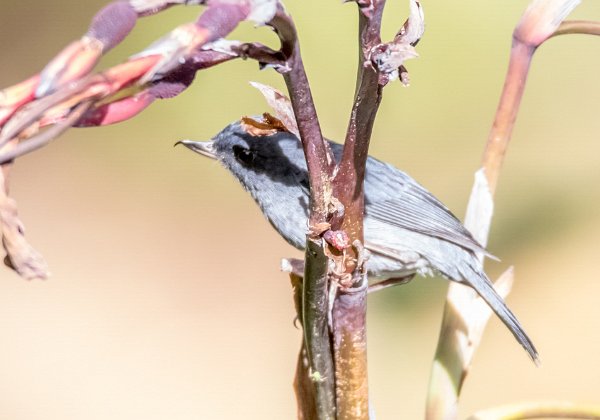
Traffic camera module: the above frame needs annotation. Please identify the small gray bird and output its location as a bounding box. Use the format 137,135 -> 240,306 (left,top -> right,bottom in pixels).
178,120 -> 538,362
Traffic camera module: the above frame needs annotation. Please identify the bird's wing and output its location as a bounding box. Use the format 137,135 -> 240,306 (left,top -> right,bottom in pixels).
364,161 -> 494,258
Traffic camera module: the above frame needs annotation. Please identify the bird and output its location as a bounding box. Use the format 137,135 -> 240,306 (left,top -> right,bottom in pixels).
177,119 -> 538,363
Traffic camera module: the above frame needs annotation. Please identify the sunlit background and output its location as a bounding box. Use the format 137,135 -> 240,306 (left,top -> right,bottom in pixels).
1,1 -> 599,418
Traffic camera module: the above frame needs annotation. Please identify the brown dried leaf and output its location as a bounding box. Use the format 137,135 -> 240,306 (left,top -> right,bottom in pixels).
249,81 -> 299,138
1,196 -> 49,280
241,112 -> 287,137
0,146 -> 49,279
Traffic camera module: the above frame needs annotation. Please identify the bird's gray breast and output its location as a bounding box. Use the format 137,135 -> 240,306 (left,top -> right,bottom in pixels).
241,160 -> 310,251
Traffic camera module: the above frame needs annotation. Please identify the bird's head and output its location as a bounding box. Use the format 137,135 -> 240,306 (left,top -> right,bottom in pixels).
176,120 -> 310,192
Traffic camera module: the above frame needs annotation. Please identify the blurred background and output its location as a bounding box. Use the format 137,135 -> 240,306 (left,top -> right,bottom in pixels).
1,0 -> 599,418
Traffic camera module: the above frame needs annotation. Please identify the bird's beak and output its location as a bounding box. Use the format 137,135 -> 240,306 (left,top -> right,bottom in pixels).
175,139 -> 217,160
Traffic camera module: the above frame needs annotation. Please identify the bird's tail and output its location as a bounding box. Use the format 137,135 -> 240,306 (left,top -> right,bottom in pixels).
461,264 -> 540,364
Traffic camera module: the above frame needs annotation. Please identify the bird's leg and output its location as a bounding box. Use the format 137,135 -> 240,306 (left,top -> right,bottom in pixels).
368,274 -> 415,294
352,239 -> 414,293
353,239 -> 370,275
281,256 -> 341,339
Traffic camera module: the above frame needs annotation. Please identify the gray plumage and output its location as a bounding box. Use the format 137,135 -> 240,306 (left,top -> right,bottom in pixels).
179,121 -> 538,363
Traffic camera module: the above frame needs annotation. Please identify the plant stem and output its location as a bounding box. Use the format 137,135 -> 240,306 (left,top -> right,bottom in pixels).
552,19 -> 600,37
301,239 -> 336,419
332,283 -> 369,420
481,40 -> 534,195
427,4 -> 591,418
329,2 -> 387,417
427,38 -> 535,420
467,401 -> 600,420
270,12 -> 337,418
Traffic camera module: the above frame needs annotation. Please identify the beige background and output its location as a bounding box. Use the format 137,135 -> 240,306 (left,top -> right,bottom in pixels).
1,0 -> 600,418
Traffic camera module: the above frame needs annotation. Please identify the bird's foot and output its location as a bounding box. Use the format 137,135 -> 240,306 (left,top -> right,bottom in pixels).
368,274 -> 415,294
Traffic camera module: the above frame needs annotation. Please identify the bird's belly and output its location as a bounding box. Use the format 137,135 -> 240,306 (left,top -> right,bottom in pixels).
365,249 -> 432,280
364,217 -> 435,279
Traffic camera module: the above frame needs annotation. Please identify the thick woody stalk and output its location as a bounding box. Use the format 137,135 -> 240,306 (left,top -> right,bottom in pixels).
332,284 -> 370,419
282,44 -> 333,225
330,2 -> 386,417
335,8 -> 384,248
300,240 -> 336,419
274,13 -> 337,419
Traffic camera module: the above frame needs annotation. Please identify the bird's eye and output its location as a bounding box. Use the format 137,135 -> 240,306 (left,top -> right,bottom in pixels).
232,145 -> 255,165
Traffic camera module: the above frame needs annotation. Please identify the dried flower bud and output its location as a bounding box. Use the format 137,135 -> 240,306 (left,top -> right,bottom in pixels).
323,230 -> 351,251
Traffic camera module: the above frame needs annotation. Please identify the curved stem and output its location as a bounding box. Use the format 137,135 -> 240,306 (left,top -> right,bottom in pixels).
481,40 -> 534,195
468,401 -> 600,420
552,20 -> 600,37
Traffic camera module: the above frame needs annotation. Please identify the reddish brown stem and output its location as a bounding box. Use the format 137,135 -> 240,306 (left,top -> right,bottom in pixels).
481,40 -> 534,194
268,10 -> 337,419
272,11 -> 333,225
332,285 -> 369,420
334,6 -> 385,254
330,2 -> 387,418
283,47 -> 333,225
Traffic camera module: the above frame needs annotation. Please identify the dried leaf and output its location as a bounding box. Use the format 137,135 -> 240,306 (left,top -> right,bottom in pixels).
1,197 -> 49,280
370,43 -> 418,80
396,0 -> 425,46
241,113 -> 288,136
464,168 -> 494,248
428,267 -> 514,419
201,38 -> 243,56
247,0 -> 278,26
0,144 -> 49,279
249,81 -> 299,138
